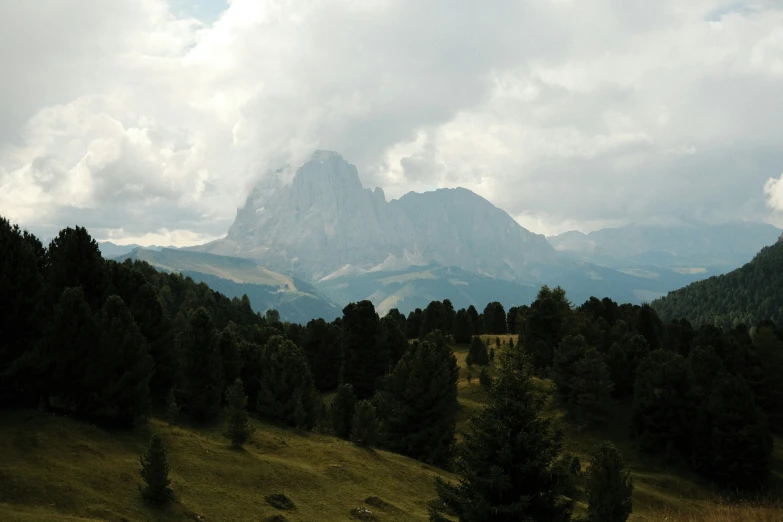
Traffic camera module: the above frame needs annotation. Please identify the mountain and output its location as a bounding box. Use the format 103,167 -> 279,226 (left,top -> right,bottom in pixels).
193,150 -> 555,282
98,241 -> 171,258
115,248 -> 340,323
549,222 -> 782,269
652,239 -> 783,328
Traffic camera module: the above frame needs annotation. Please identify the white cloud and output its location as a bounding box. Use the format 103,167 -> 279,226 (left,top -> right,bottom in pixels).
1,0 -> 782,244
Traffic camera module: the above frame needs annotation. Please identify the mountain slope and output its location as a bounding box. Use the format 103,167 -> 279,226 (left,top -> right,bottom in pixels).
549,222 -> 781,269
652,238 -> 783,327
116,248 -> 341,323
193,150 -> 554,281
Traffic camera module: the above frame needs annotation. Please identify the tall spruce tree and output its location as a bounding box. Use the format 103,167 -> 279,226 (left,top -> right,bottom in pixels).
181,308 -> 223,421
379,314 -> 409,369
331,383 -> 358,439
571,347 -> 613,425
351,400 -> 380,448
93,295 -> 154,425
585,442 -> 633,522
466,336 -> 489,367
523,286 -> 573,370
552,334 -> 590,400
750,327 -> 783,432
606,334 -> 650,397
301,318 -> 342,391
257,336 -> 318,428
340,301 -> 385,400
632,349 -> 689,453
376,335 -> 459,465
432,350 -> 573,522
45,226 -> 107,311
139,432 -> 173,504
219,327 -> 242,393
689,375 -> 773,489
224,378 -> 253,448
453,309 -> 473,344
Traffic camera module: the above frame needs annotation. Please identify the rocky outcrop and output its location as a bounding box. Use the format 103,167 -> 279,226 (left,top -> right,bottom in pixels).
195,150 -> 555,281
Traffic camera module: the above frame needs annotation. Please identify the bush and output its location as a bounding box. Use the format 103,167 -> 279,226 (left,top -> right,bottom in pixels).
139,433 -> 173,504
265,493 -> 295,510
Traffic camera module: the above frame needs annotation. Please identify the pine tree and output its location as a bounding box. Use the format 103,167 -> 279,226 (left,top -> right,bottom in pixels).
301,318 -> 343,391
93,295 -> 154,425
453,309 -> 473,344
606,334 -> 650,397
330,383 -> 357,439
224,378 -> 253,448
585,442 -> 633,522
180,308 -> 223,421
257,336 -> 317,428
632,350 -> 689,453
376,335 -> 459,465
351,400 -> 380,447
219,327 -> 243,392
571,348 -> 613,426
165,388 -> 180,424
522,286 -> 573,371
466,336 -> 489,366
689,375 -> 773,490
478,367 -> 492,390
380,314 -> 410,369
431,350 -> 573,522
139,433 -> 173,504
340,301 -> 385,400
552,335 -> 589,400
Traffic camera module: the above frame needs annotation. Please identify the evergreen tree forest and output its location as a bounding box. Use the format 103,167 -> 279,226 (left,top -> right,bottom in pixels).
1,216 -> 781,518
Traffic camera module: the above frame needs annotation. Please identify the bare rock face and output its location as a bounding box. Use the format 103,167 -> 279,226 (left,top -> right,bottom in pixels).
197,150 -> 554,281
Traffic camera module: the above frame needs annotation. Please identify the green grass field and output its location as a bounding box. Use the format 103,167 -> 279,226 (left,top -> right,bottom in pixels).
0,335 -> 780,521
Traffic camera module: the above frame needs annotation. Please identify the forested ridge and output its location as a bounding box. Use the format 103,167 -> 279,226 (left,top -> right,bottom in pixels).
1,216 -> 781,521
653,237 -> 783,328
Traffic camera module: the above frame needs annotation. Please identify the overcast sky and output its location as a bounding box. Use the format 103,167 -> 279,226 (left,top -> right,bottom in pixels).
1,0 -> 783,245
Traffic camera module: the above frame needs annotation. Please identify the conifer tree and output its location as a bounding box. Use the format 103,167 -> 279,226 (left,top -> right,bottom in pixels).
585,442 -> 633,522
380,314 -> 409,369
165,388 -> 180,424
478,367 -> 492,390
522,285 -> 573,370
330,383 -> 357,439
466,336 -> 489,366
453,309 -> 473,344
632,350 -> 689,452
571,348 -> 613,425
552,335 -> 589,400
606,334 -> 650,397
689,375 -> 773,489
224,378 -> 253,448
340,301 -> 385,400
376,335 -> 459,465
139,433 -> 173,504
432,350 -> 573,522
257,335 -> 317,428
180,308 -> 223,421
301,318 -> 342,391
219,327 -> 242,392
351,400 -> 380,448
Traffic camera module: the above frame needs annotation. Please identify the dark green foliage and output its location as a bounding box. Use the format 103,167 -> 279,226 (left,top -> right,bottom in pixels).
43,287 -> 100,411
465,336 -> 488,367
571,348 -> 613,425
129,284 -> 175,401
0,218 -> 44,407
93,295 -> 154,425
636,304 -> 664,351
488,346 -> 495,362
478,367 -> 492,390
466,305 -> 481,335
432,351 -> 572,522
219,327 -> 243,392
453,309 -> 473,344
685,345 -> 728,400
379,314 -> 409,369
386,308 -> 407,336
45,226 -> 107,310
481,301 -> 507,334
406,308 -> 423,339
664,319 -> 694,357
420,301 -> 452,339
301,318 -> 342,391
552,335 -> 590,399
165,388 -> 180,424
331,383 -> 357,439
652,240 -> 783,328
750,327 -> 783,432
606,334 -> 650,398
238,340 -> 264,410
585,442 -> 633,522
224,378 -> 253,447
341,301 -> 385,400
523,286 -> 573,370
180,308 -> 223,421
689,375 -> 773,490
376,336 -> 459,465
506,305 -> 520,335
351,400 -> 380,447
139,433 -> 173,504
632,350 -> 689,452
257,336 -> 317,429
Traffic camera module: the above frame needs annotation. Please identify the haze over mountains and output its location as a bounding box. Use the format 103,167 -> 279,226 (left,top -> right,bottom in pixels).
90,150 -> 755,321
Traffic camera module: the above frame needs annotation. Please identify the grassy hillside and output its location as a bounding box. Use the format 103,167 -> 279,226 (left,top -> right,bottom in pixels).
1,338 -> 780,522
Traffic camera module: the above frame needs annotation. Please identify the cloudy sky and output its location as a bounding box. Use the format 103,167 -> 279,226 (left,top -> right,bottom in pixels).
2,0 -> 783,245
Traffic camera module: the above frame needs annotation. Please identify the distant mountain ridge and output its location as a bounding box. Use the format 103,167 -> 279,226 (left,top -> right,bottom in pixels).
192,150 -> 554,282
548,222 -> 781,269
